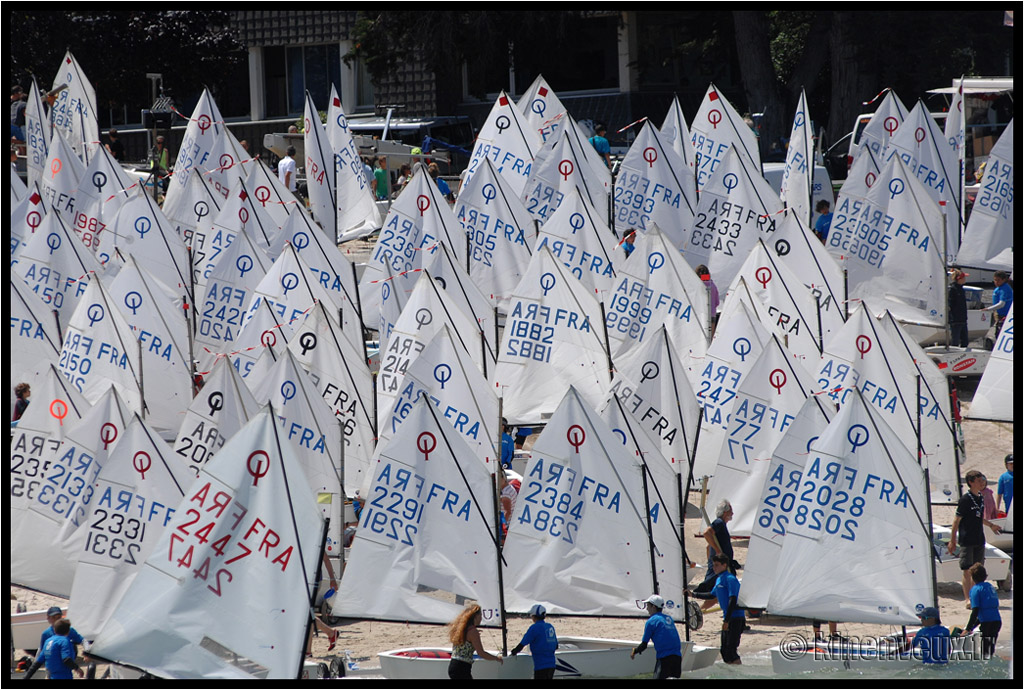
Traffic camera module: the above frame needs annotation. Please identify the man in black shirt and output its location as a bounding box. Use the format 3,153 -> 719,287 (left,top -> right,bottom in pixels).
105,128 -> 125,161
948,470 -> 1003,606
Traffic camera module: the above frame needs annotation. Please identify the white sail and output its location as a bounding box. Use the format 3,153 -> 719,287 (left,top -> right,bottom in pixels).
24,78 -> 51,189
302,92 -> 338,238
613,120 -> 697,249
424,242 -> 498,356
519,75 -> 568,142
269,209 -> 364,348
706,335 -> 823,537
376,271 -> 490,430
604,326 -> 701,477
965,311 -> 1013,422
242,157 -> 297,231
523,126 -> 609,226
163,89 -> 235,207
40,128 -> 85,221
64,413 -> 193,639
11,385 -> 130,597
10,276 -> 64,383
682,146 -> 783,291
333,394 -> 501,625
456,156 -> 536,310
71,145 -> 136,252
173,356 -> 260,475
13,209 -> 104,327
779,89 -> 815,227
241,243 -> 345,344
503,387 -> 662,617
660,95 -> 697,176
817,304 -> 960,502
49,51 -> 100,163
287,302 -> 375,497
194,225 -> 273,368
379,324 -> 500,467
10,181 -> 48,268
106,256 -> 193,435
883,100 -> 961,258
955,119 -> 1013,271
88,406 -> 324,679
741,396 -> 834,609
463,90 -> 540,198
689,84 -> 761,189
849,89 -> 909,169
763,211 -> 846,326
693,292 -> 772,478
100,187 -> 193,297
195,126 -> 249,202
229,297 -> 290,380
726,239 -> 839,369
827,155 -> 946,327
200,177 -> 282,280
606,224 -> 710,366
767,389 -> 933,625
358,165 -> 467,328
493,246 -> 611,424
58,275 -> 143,415
249,349 -> 343,503
599,394 -> 689,620
327,88 -> 383,241
534,186 -> 617,296
162,168 -> 225,254
11,163 -> 29,203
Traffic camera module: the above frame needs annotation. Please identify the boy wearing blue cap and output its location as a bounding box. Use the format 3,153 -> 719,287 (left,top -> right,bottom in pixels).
631,594 -> 682,679
510,604 -> 558,680
912,607 -> 950,665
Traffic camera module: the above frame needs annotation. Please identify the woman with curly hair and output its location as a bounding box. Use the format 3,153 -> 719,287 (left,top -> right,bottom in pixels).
447,603 -> 503,679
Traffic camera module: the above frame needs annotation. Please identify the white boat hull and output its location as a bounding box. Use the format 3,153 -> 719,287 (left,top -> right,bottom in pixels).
984,513 -> 1014,553
923,346 -> 991,377
770,631 -> 995,674
11,607 -> 65,653
932,525 -> 1011,583
379,637 -> 715,679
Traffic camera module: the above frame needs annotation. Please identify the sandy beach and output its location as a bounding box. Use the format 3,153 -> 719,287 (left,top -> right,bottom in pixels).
10,376 -> 1014,678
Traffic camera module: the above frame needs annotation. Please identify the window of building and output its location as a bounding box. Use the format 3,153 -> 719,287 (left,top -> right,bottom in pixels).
264,43 -> 342,117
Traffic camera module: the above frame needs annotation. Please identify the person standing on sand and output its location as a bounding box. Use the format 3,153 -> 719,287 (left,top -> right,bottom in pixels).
701,554 -> 744,665
446,603 -> 503,680
948,469 -> 1003,606
630,594 -> 682,680
509,604 -> 557,680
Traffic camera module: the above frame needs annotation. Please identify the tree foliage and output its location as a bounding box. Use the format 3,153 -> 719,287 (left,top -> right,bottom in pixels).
10,11 -> 246,111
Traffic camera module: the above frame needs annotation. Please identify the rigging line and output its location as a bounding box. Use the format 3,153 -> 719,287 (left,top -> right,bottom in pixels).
612,394 -> 686,552
651,233 -> 710,335
316,301 -> 374,429
445,328 -> 500,456
268,402 -> 317,599
137,413 -> 188,497
759,238 -> 824,354
856,388 -> 933,538
577,392 -> 657,542
128,259 -> 191,371
425,269 -> 486,366
420,392 -> 507,564
12,283 -> 62,356
576,189 -> 616,274
438,243 -> 496,361
240,179 -> 273,248
140,191 -> 193,300
650,124 -> 697,217
507,96 -> 538,160
91,276 -> 143,387
661,328 -> 695,468
543,248 -> 613,356
485,158 -> 534,255
882,311 -> 958,439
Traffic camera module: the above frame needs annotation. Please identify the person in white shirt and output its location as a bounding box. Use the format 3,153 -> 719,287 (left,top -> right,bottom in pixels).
279,146 -> 298,197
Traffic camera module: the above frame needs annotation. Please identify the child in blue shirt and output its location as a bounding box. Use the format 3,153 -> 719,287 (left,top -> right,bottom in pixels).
510,604 -> 558,680
702,553 -> 745,664
963,563 -> 1001,658
912,607 -> 950,665
631,594 -> 682,679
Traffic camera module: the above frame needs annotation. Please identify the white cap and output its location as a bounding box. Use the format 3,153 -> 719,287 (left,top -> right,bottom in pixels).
528,604 -> 547,617
644,594 -> 665,609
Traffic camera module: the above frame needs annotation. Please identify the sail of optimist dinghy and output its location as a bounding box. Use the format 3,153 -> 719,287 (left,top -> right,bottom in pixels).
766,389 -> 933,625
333,393 -> 502,625
964,311 -> 1013,423
49,51 -> 100,164
62,413 -> 193,640
464,90 -> 540,198
689,84 -> 762,190
955,119 -> 1013,271
327,86 -> 383,242
87,406 -> 324,679
778,89 -> 815,228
